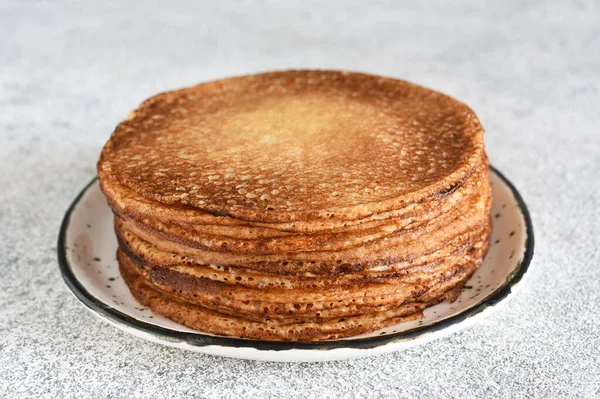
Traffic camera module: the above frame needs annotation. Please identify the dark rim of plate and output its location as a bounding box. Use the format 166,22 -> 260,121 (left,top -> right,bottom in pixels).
57,165 -> 534,352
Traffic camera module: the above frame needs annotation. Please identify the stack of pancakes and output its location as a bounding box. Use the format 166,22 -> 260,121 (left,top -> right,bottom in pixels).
98,70 -> 491,341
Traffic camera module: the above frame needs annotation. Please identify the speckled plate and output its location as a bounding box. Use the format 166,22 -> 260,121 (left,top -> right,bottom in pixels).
58,166 -> 533,362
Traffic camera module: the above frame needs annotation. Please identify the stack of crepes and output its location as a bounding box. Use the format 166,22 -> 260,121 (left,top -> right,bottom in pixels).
98,70 -> 492,341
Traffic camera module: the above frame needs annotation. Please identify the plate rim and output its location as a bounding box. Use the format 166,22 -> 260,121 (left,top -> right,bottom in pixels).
57,165 -> 535,352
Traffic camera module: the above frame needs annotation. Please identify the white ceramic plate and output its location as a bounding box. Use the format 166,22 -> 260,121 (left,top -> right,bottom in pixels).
58,167 -> 534,362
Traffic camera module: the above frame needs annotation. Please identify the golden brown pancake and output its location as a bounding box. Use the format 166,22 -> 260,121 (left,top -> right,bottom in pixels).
115,175 -> 488,256
97,151 -> 488,232
97,70 -> 492,341
114,189 -> 490,273
98,70 -> 485,223
117,223 -> 490,321
119,247 -> 484,341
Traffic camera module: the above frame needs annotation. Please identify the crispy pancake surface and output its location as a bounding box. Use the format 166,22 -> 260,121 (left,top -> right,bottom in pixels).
99,70 -> 485,223
98,70 -> 492,341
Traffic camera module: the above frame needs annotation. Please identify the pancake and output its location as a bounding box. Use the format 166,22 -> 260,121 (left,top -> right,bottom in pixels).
117,223 -> 490,322
115,174 -> 487,256
98,70 -> 485,224
119,247 -> 483,341
97,70 -> 492,341
98,151 -> 488,232
117,221 -> 485,281
113,187 -> 490,273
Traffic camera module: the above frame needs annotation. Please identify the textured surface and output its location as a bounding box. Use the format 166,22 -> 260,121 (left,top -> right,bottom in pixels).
1,0 -> 599,397
98,70 -> 484,221
100,69 -> 491,341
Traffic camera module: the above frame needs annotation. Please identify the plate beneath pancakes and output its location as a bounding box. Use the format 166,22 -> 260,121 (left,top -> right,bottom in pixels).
58,166 -> 534,362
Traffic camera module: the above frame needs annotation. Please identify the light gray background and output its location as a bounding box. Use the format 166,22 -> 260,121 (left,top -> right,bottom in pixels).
1,1 -> 599,398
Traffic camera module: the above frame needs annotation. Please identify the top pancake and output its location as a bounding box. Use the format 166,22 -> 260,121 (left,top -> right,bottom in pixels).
98,70 -> 485,223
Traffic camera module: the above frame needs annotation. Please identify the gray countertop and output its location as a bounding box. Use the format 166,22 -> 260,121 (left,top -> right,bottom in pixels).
1,1 -> 599,397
